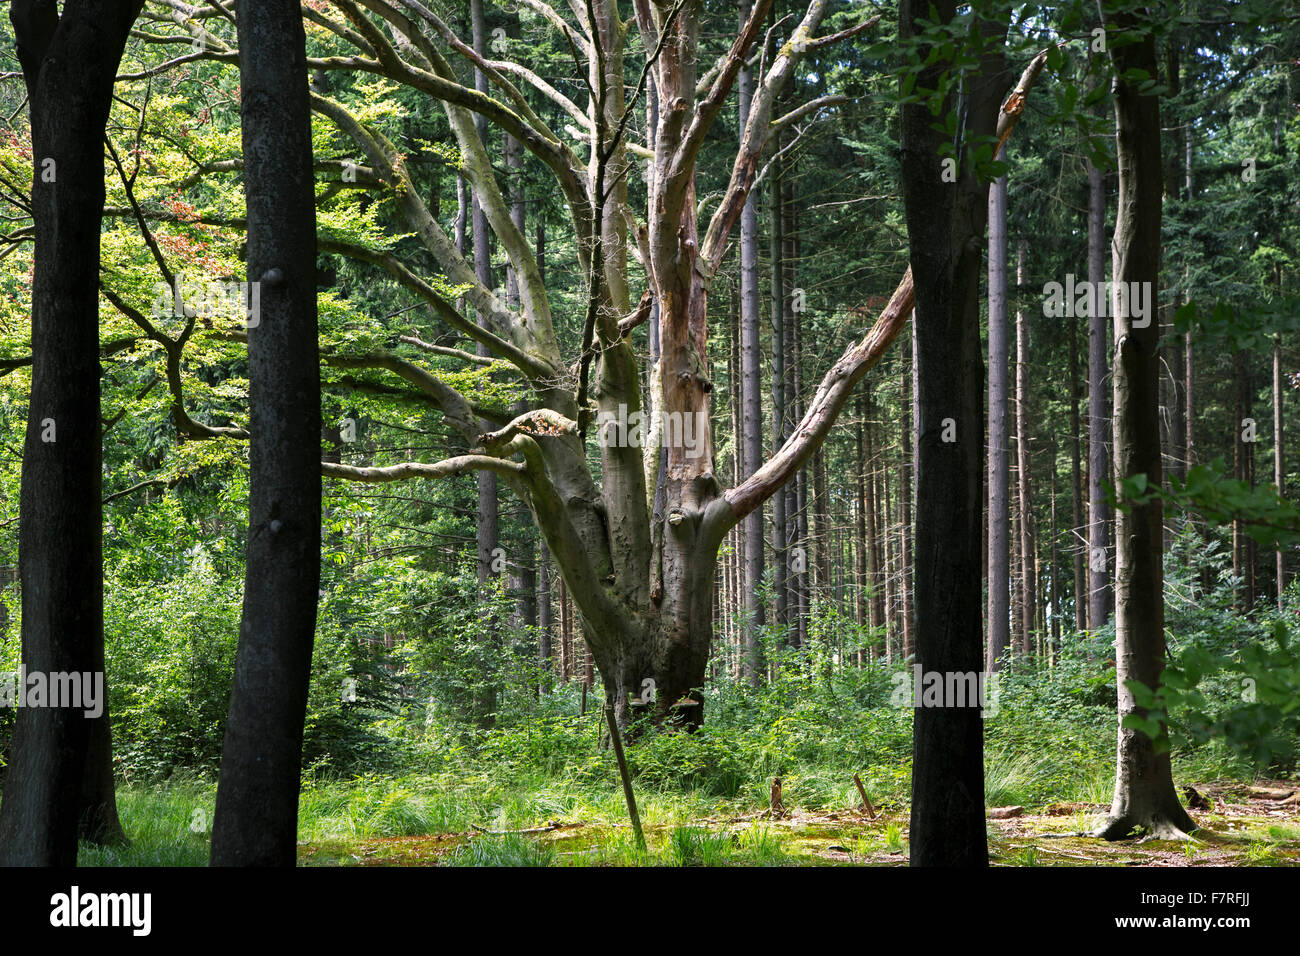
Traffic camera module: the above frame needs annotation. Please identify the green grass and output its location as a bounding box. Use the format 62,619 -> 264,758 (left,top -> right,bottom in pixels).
78,780 -> 213,867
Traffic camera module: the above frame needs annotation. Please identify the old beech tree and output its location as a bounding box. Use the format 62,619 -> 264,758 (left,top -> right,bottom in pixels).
144,0 -> 1049,733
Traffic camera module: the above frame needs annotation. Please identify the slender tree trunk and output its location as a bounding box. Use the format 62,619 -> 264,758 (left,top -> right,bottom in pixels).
855,398 -> 869,644
0,0 -> 142,865
1050,460 -> 1060,660
559,576 -> 571,681
211,0 -> 321,865
769,158 -> 788,640
470,0 -> 500,726
1069,302 -> 1087,631
863,393 -> 886,656
1087,157 -> 1113,630
1014,239 -> 1036,659
737,0 -> 766,683
1276,334 -> 1286,608
1233,349 -> 1256,611
539,542 -> 553,689
1097,2 -> 1195,840
900,349 -> 916,659
987,161 -> 1011,671
813,447 -> 829,616
782,172 -> 802,649
792,268 -> 809,651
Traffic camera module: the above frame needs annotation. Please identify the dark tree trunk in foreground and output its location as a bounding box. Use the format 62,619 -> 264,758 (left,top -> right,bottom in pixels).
211,0 -> 321,866
986,161 -> 1010,671
900,0 -> 1009,867
0,0 -> 141,866
1096,1 -> 1195,841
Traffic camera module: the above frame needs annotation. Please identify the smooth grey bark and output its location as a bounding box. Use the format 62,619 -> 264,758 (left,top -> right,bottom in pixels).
900,0 -> 1008,867
0,0 -> 141,866
210,0 -> 321,866
986,163 -> 1010,671
1095,0 -> 1195,841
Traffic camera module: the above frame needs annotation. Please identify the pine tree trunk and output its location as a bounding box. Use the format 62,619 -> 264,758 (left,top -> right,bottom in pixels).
986,161 -> 1011,670
539,542 -> 553,690
782,172 -> 801,649
1014,239 -> 1036,659
737,0 -> 766,683
769,159 -> 788,640
1069,302 -> 1087,631
1087,157 -> 1113,630
1276,335 -> 1286,608
900,351 -> 916,659
855,398 -> 869,644
1233,349 -> 1256,611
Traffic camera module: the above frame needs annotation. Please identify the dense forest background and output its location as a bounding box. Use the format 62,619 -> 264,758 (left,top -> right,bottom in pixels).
0,0 -> 1298,868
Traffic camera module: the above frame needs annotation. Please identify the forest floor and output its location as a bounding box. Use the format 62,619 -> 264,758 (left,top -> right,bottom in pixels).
293,779 -> 1300,867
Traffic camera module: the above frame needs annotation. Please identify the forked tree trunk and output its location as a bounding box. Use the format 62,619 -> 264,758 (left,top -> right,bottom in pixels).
1096,1 -> 1195,841
0,0 -> 141,866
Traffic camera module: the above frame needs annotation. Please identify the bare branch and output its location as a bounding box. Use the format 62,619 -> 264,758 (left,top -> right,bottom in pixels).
323,454 -> 526,483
